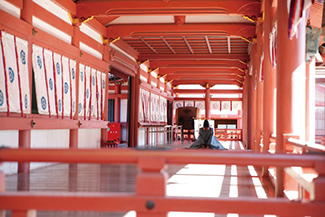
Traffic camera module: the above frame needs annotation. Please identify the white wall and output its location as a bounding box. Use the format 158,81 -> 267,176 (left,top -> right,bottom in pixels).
30,130 -> 70,170
0,130 -> 18,174
78,129 -> 101,149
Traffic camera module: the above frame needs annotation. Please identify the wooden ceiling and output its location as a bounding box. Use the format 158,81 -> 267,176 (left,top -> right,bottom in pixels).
74,0 -> 261,87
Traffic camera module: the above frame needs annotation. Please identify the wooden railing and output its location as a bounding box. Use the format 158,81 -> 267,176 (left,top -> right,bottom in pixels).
1,148 -> 324,217
215,129 -> 242,141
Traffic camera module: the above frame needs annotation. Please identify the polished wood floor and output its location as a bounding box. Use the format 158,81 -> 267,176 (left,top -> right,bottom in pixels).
5,141 -> 275,217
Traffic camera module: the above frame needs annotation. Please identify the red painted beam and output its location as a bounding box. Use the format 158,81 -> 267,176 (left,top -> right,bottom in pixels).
175,97 -> 242,101
149,60 -> 247,68
4,0 -> 23,9
166,74 -> 239,80
159,67 -> 244,75
174,89 -> 242,94
51,0 -> 76,15
172,80 -> 239,86
75,0 -> 260,17
107,23 -> 256,39
138,53 -> 250,61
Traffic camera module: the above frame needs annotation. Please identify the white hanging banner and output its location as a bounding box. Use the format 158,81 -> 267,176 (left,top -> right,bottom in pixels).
53,52 -> 63,117
2,31 -> 20,113
43,49 -> 56,116
139,89 -> 144,122
32,44 -> 48,114
70,59 -> 76,117
62,56 -> 71,117
0,37 -> 8,112
78,63 -> 85,117
96,70 -> 102,119
15,37 -> 30,114
85,66 -> 91,119
160,96 -> 167,122
91,68 -> 97,118
101,72 -> 106,120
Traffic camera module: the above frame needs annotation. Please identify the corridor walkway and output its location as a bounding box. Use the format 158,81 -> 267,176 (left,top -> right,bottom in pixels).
4,141 -> 275,217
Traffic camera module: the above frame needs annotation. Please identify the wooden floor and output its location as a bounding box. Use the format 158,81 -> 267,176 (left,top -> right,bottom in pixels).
5,141 -> 275,217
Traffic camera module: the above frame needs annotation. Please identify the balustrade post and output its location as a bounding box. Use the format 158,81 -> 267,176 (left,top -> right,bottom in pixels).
136,157 -> 168,217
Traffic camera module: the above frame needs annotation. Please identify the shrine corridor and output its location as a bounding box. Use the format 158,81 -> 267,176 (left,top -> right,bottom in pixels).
4,141 -> 275,217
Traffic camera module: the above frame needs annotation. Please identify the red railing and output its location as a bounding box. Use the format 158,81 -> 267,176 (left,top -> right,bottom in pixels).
215,129 -> 242,141
0,148 -> 325,217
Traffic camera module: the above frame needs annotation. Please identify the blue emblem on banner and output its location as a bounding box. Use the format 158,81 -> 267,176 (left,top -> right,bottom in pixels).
91,105 -> 93,113
49,78 -> 53,90
80,71 -> 83,82
73,101 -> 75,113
64,82 -> 69,94
9,67 -> 14,83
92,76 -> 95,86
20,50 -> 26,65
78,103 -> 82,113
41,96 -> 46,110
102,80 -> 105,89
0,90 -> 4,106
56,62 -> 60,75
37,56 -> 42,69
72,68 -> 75,79
58,99 -> 62,112
24,94 -> 28,109
86,89 -> 89,99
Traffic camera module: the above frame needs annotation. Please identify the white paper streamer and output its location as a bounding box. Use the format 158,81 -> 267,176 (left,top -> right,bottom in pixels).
32,44 -> 48,114
15,37 -> 30,114
2,31 -> 20,113
91,68 -> 97,118
0,38 -> 8,112
85,66 -> 91,119
78,63 -> 85,117
43,49 -> 56,116
70,59 -> 76,117
53,52 -> 63,117
62,56 -> 71,117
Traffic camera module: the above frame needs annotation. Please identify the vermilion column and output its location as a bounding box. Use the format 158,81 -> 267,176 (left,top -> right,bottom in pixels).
205,85 -> 210,119
262,0 -> 276,176
242,74 -> 249,147
246,73 -> 253,149
18,130 -> 30,173
114,84 -> 121,122
305,58 -> 315,143
255,24 -> 264,152
250,45 -> 257,151
276,0 -> 306,197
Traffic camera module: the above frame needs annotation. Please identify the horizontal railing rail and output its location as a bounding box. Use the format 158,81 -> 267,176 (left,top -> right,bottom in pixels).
1,148 -> 325,217
287,137 -> 325,153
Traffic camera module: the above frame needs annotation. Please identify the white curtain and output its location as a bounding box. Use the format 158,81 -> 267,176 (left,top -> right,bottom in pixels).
70,59 -> 76,117
85,66 -> 91,119
53,52 -> 63,117
43,49 -> 56,116
32,44 -> 48,114
15,37 -> 30,114
0,37 -> 8,112
78,63 -> 85,117
62,56 -> 71,117
2,31 -> 20,113
91,68 -> 97,118
96,70 -> 102,119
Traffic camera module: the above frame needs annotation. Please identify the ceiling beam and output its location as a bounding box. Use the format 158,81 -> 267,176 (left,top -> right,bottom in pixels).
159,67 -> 244,74
172,80 -> 239,86
165,74 -> 240,80
161,37 -> 176,54
183,37 -> 194,54
149,60 -> 247,68
140,37 -> 157,54
138,53 -> 250,61
75,1 -> 260,17
227,36 -> 231,54
107,23 -> 256,39
205,36 -> 212,54
173,89 -> 243,94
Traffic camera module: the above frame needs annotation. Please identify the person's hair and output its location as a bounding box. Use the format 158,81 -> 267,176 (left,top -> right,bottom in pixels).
203,119 -> 209,128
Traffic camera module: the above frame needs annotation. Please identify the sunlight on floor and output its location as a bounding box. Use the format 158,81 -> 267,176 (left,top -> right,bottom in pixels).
248,165 -> 268,199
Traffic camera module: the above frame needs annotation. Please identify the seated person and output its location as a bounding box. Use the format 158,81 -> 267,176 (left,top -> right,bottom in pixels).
189,120 -> 227,150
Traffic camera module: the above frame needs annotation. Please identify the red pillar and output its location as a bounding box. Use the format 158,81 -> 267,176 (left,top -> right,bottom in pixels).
249,45 -> 257,151
101,71 -> 109,146
242,74 -> 249,147
262,0 -> 277,176
18,130 -> 30,173
205,84 -> 210,119
276,0 -> 306,197
21,0 -> 33,25
255,24 -> 264,152
305,58 -> 315,143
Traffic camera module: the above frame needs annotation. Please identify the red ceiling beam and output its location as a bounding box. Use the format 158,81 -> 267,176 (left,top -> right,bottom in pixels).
149,60 -> 247,68
4,0 -> 23,9
172,80 -> 239,86
174,89 -> 242,94
159,67 -> 244,74
138,53 -> 250,61
166,74 -> 239,80
75,0 -> 260,17
51,0 -> 76,15
107,23 -> 256,39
